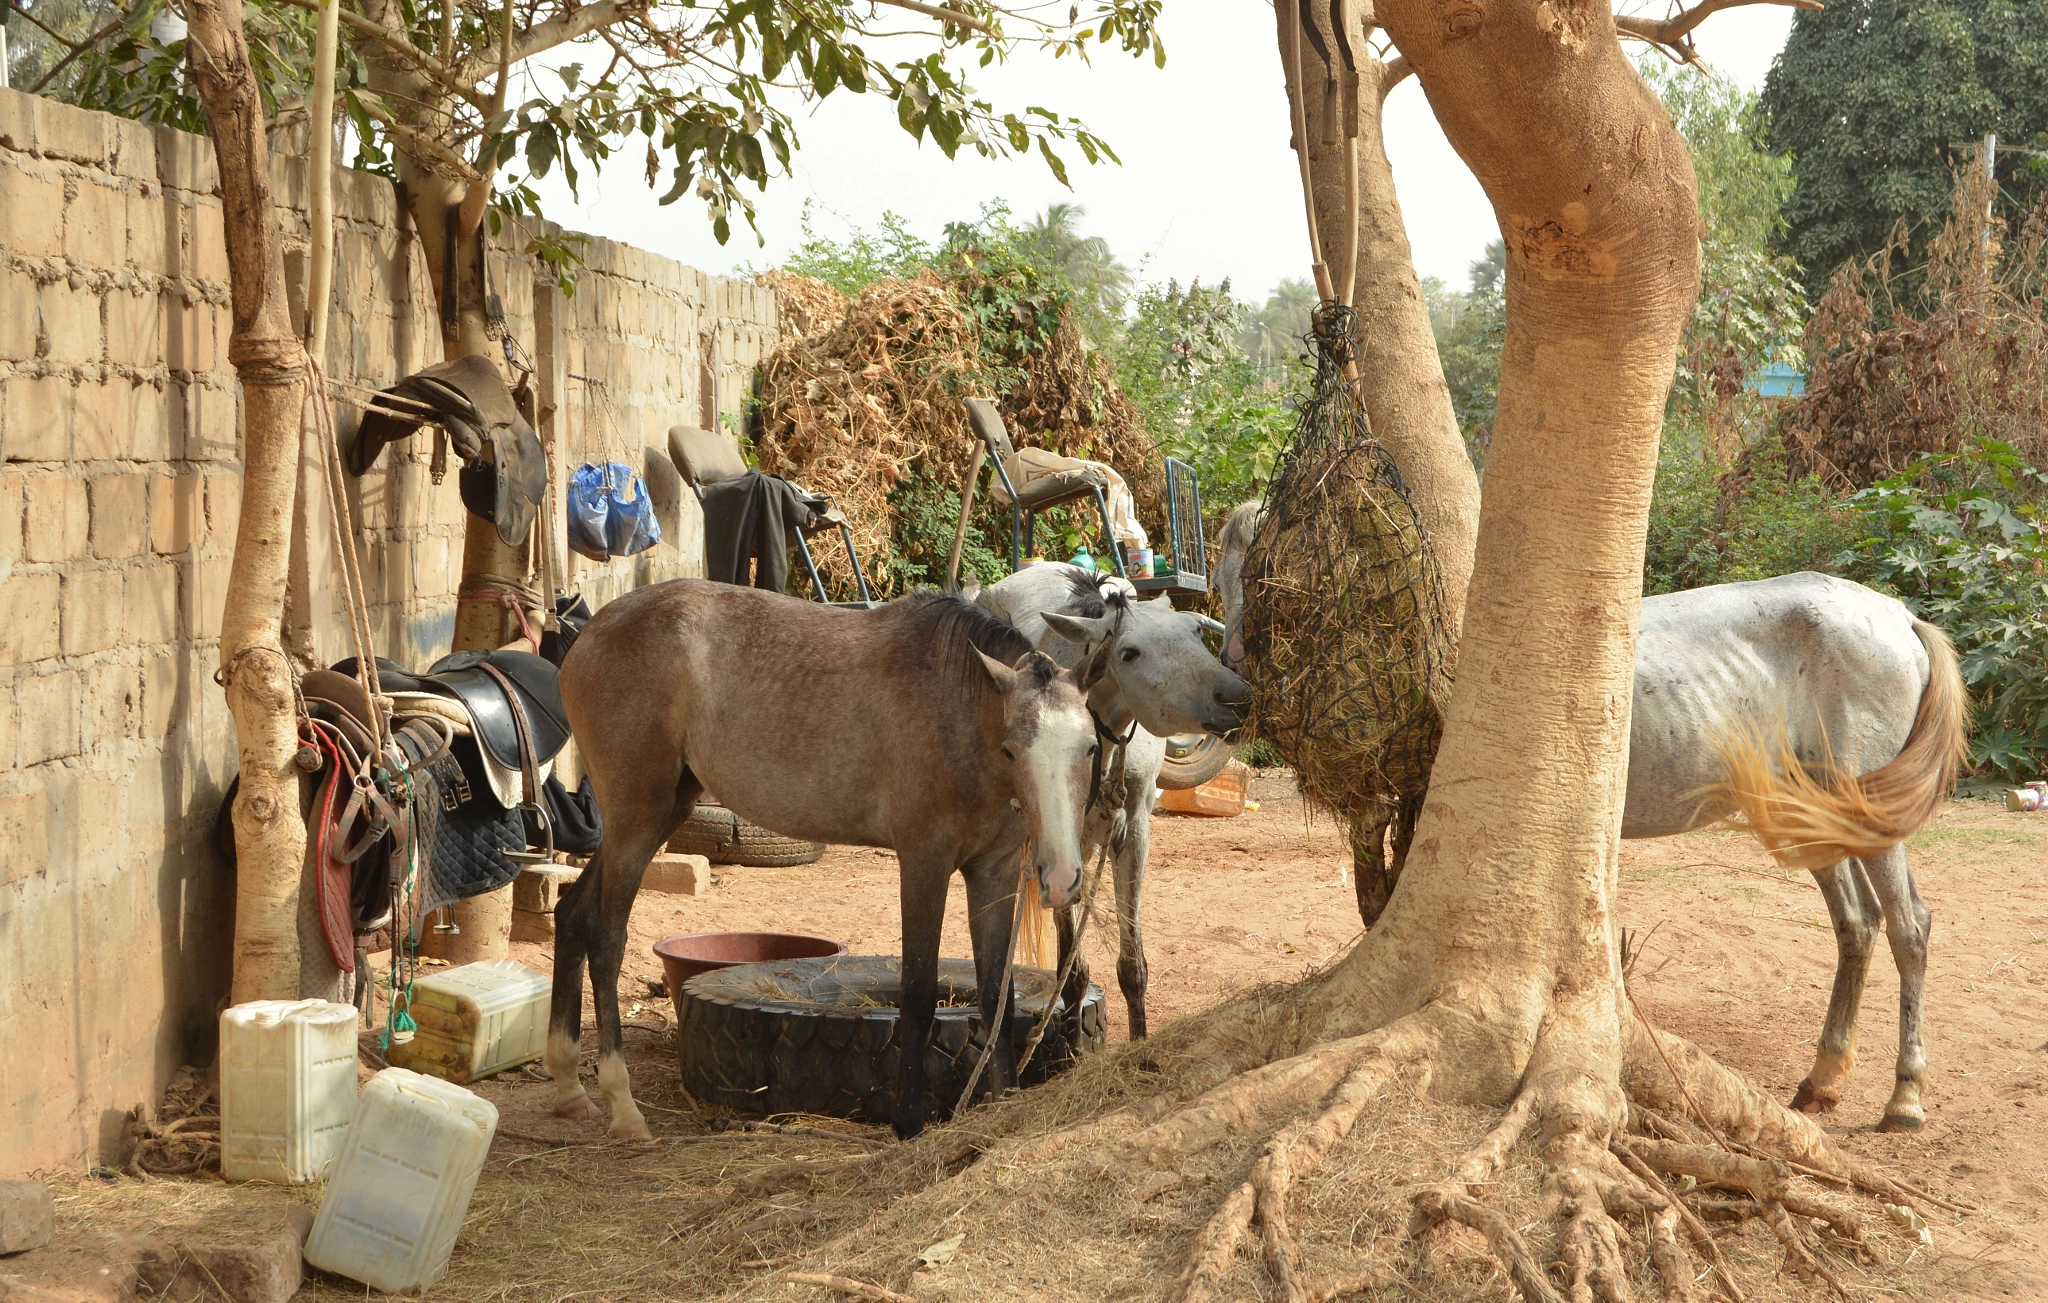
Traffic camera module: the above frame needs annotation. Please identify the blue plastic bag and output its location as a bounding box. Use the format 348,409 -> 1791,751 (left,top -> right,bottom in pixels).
568,461 -> 662,562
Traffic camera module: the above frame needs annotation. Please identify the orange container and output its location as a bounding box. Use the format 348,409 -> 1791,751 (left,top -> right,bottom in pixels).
1157,759 -> 1249,817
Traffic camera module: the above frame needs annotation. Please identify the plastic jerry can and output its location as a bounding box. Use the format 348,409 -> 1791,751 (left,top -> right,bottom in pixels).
218,999 -> 360,1184
305,1068 -> 499,1293
386,959 -> 552,1084
1157,759 -> 1251,817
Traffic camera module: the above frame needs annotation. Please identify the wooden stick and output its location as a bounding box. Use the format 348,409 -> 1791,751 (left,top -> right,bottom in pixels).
944,443 -> 985,591
1276,0 -> 1334,303
785,1274 -> 915,1303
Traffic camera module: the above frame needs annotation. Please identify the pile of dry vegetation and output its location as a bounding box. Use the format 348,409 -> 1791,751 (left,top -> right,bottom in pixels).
750,271 -> 1156,598
1776,170 -> 2048,490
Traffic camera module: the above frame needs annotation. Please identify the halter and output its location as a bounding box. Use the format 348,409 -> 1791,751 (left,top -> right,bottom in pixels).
1086,707 -> 1139,824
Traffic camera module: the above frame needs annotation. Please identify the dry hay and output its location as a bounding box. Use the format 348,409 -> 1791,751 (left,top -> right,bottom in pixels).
1237,305 -> 1454,857
752,273 -> 1157,599
1772,168 -> 2048,491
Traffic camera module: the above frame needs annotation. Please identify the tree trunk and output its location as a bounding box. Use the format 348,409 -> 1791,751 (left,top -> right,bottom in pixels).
1285,23 -> 1482,629
187,0 -> 313,1003
1306,0 -> 1702,1098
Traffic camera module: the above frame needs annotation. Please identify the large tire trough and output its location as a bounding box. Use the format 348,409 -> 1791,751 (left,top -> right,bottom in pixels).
675,956 -> 1105,1122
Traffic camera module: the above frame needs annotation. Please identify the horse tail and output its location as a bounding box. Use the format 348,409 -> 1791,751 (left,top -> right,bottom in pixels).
1707,619 -> 1969,870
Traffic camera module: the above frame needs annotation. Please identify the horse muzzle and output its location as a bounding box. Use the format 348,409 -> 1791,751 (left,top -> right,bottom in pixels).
1037,855 -> 1082,908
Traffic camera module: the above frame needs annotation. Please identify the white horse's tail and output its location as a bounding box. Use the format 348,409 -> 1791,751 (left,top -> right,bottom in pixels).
1707,619 -> 1970,870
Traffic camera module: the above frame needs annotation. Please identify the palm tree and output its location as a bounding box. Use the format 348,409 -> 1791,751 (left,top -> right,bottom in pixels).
1025,203 -> 1133,321
1238,278 -> 1317,370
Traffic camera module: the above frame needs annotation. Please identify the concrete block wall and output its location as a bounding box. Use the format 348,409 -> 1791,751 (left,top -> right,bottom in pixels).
0,87 -> 778,1174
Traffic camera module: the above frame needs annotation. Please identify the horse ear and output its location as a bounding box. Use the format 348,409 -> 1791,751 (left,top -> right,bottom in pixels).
974,647 -> 1019,696
960,577 -> 982,604
1076,638 -> 1115,691
1043,611 -> 1115,645
1146,594 -> 1176,609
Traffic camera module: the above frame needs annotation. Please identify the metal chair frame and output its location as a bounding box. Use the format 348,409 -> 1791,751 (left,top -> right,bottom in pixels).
1131,456 -> 1208,596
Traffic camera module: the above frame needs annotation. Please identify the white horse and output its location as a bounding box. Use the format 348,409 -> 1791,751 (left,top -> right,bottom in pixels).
1216,500 -> 1968,1132
975,564 -> 1249,1040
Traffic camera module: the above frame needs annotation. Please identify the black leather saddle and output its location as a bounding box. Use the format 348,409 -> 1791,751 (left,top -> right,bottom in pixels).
345,354 -> 548,549
337,651 -> 569,777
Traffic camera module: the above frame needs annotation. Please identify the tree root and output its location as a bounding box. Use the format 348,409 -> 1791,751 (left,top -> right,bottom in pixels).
785,1273 -> 915,1303
1614,1143 -> 1746,1303
1410,1184 -> 1563,1303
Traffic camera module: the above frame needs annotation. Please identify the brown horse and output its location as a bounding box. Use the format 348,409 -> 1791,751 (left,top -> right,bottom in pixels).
546,582 -> 1110,1140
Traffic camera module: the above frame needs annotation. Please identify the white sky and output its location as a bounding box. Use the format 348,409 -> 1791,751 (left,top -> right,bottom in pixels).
527,1 -> 1797,303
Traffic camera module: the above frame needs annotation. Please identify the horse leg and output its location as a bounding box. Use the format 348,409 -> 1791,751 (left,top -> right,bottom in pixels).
1348,818 -> 1394,928
1860,844 -> 1933,1132
962,856 -> 1022,1102
549,764 -> 693,1139
1113,800 -> 1152,1041
893,850 -> 950,1141
1791,859 -> 1879,1114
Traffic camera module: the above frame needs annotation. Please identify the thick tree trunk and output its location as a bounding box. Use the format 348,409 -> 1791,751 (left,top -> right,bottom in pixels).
1308,0 -> 1702,1097
1284,24 -> 1482,628
187,0 -> 314,1002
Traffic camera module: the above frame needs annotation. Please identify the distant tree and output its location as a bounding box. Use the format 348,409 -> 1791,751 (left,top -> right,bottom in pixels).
1236,278 -> 1315,371
1762,0 -> 2048,299
1021,202 -> 1131,329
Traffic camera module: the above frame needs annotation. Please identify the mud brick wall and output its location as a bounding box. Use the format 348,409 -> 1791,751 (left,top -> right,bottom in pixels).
0,86 -> 778,1174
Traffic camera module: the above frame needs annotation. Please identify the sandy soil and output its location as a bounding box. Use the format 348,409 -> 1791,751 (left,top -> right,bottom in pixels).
485,771 -> 2048,1296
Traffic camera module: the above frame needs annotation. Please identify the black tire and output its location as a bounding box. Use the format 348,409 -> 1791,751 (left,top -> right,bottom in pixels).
668,804 -> 825,867
1156,733 -> 1233,790
675,956 -> 1106,1122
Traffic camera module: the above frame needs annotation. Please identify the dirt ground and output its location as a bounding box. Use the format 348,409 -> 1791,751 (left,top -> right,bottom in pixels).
34,770 -> 2048,1301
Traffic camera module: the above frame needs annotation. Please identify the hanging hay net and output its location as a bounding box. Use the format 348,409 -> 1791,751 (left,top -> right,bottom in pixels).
750,271 -> 1157,599
1239,303 -> 1455,841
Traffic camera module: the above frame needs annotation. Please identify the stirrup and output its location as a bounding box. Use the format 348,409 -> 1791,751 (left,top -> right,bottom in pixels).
505,802 -> 556,865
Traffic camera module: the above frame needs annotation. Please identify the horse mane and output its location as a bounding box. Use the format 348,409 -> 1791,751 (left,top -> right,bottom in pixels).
906,591 -> 1057,689
1218,499 -> 1265,561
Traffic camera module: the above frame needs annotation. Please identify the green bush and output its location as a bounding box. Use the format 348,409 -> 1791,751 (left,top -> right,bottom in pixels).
1835,440 -> 2048,781
1644,426 -> 1859,596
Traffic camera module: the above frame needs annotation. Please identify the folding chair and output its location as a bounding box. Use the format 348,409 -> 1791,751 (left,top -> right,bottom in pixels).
667,424 -> 879,608
1132,456 -> 1209,597
962,397 -> 1126,577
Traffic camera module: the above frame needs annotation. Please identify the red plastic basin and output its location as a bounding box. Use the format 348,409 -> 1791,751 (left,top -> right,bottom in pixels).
653,931 -> 848,999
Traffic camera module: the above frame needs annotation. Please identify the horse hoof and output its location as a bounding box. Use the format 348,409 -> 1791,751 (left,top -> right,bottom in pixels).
555,1096 -> 599,1121
1876,1111 -> 1925,1134
610,1116 -> 654,1142
1790,1078 -> 1839,1114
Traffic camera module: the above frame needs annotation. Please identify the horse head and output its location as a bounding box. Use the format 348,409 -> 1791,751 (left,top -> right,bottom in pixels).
1041,588 -> 1249,739
1212,498 -> 1264,673
973,644 -> 1113,907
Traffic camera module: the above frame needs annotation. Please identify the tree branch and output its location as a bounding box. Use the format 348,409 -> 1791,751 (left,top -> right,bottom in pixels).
1378,54 -> 1410,99
29,13 -> 128,93
1614,0 -> 1822,66
872,0 -> 994,35
355,92 -> 487,183
508,0 -> 646,66
276,0 -> 488,108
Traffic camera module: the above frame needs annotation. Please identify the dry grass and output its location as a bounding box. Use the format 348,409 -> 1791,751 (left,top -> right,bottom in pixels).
749,272 -> 1157,599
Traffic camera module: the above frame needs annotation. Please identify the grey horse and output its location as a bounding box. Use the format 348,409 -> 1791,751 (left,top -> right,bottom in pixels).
974,563 -> 1251,1039
1218,501 -> 1968,1132
546,582 -> 1111,1141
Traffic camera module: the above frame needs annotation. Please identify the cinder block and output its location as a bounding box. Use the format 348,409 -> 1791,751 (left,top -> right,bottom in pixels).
37,279 -> 103,365
0,268 -> 36,361
62,566 -> 125,656
150,472 -> 198,553
131,1206 -> 313,1303
16,669 -> 81,766
153,123 -> 219,195
71,377 -> 127,462
0,87 -> 33,152
189,555 -> 232,640
203,467 -> 240,548
63,178 -> 125,265
643,852 -> 713,896
0,573 -> 61,666
107,289 -> 165,366
107,115 -> 157,183
126,187 -> 169,273
86,660 -> 143,749
0,468 -> 21,563
193,201 -> 229,283
23,472 -> 88,563
33,98 -> 107,165
88,473 -> 146,558
166,297 -> 215,372
3,372 -> 74,462
126,561 -> 178,646
141,648 -> 179,738
0,792 -> 50,881
128,379 -> 171,462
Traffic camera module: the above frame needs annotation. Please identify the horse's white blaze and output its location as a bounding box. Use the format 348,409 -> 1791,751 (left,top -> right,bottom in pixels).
1018,700 -> 1095,906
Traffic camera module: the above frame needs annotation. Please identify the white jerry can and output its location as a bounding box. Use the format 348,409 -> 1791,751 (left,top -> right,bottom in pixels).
305,1067 -> 499,1293
218,999 -> 360,1184
385,958 -> 553,1084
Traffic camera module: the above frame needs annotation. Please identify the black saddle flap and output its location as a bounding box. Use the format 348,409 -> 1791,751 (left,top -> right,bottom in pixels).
421,649 -> 571,773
